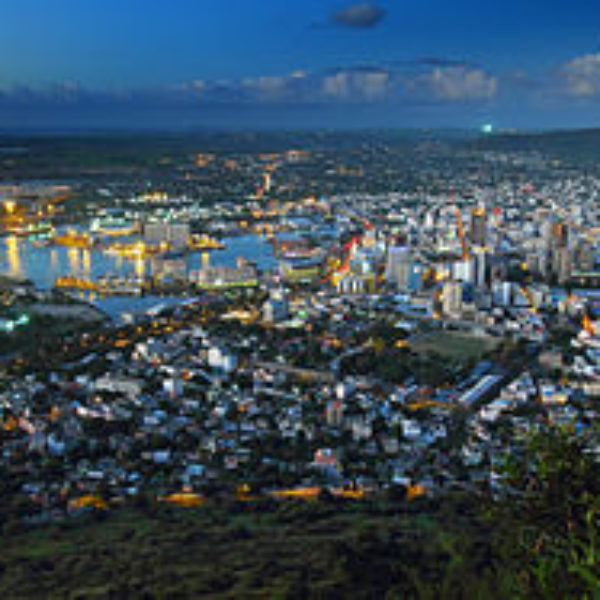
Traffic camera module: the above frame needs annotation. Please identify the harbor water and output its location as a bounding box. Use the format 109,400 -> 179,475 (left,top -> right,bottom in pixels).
0,234 -> 278,321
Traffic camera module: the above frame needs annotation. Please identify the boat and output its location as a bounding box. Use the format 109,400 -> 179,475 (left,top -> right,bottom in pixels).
53,231 -> 94,249
102,241 -> 162,259
188,234 -> 226,251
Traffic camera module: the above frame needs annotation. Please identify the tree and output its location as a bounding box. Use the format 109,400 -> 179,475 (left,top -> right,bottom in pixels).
496,426 -> 600,596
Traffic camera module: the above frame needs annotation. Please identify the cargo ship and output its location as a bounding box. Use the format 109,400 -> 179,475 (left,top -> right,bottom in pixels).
52,231 -> 94,249
102,241 -> 163,259
55,274 -> 144,296
8,221 -> 54,239
188,234 -> 226,251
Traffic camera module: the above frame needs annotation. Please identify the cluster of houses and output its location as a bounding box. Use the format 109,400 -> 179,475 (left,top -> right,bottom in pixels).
2,256 -> 600,519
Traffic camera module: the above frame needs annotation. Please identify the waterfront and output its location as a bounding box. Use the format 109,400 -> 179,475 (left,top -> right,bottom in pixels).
0,233 -> 278,320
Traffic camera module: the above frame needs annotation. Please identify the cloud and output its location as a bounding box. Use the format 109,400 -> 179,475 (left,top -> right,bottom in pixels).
560,52 -> 600,97
423,66 -> 498,101
505,70 -> 541,91
0,62 -> 501,108
321,67 -> 390,100
241,76 -> 290,101
333,3 -> 386,28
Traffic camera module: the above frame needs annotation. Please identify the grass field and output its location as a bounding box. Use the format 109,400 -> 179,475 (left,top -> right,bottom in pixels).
410,330 -> 500,361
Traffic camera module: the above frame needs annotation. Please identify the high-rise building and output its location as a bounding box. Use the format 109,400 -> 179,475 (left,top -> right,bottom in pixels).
143,222 -> 190,249
552,222 -> 569,248
442,281 -> 463,317
542,220 -> 554,253
326,400 -> 344,427
424,210 -> 436,229
144,222 -> 168,245
540,219 -> 571,283
263,172 -> 272,193
574,243 -> 595,272
386,246 -> 410,286
474,248 -> 488,288
492,281 -> 513,307
454,250 -> 487,288
386,246 -> 412,289
470,207 -> 487,247
152,257 -> 187,281
262,289 -> 290,323
454,258 -> 475,284
556,247 -> 572,285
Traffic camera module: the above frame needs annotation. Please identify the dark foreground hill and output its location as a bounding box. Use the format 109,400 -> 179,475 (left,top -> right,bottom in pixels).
0,496 -> 520,599
1,429 -> 599,599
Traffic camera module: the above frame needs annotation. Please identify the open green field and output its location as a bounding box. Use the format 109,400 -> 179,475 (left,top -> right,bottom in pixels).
410,330 -> 501,361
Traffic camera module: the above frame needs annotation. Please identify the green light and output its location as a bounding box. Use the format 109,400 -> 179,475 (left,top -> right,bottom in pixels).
481,123 -> 494,135
16,314 -> 29,326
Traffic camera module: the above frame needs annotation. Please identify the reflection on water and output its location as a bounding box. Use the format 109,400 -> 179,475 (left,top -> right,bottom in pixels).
82,249 -> 91,274
6,236 -> 22,279
67,247 -> 80,274
0,234 -> 278,320
134,257 -> 145,278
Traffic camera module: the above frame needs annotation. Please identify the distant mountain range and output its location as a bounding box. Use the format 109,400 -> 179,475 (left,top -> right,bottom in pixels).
468,128 -> 600,159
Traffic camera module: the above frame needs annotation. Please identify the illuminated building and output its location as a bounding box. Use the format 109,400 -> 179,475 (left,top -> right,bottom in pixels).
262,289 -> 289,323
143,222 -> 190,250
386,247 -> 411,288
556,247 -> 572,285
6,236 -> 22,278
470,207 -> 487,247
191,265 -> 258,290
280,260 -> 320,283
442,280 -> 463,317
386,246 -> 422,292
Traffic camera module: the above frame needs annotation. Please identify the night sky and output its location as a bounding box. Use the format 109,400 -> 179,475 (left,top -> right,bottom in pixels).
2,0 -> 600,130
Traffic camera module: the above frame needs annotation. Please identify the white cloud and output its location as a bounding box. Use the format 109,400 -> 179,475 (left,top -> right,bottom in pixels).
0,63 -> 503,107
357,70 -> 389,100
322,72 -> 350,98
561,52 -> 600,97
322,68 -> 390,100
242,76 -> 289,99
425,66 -> 498,101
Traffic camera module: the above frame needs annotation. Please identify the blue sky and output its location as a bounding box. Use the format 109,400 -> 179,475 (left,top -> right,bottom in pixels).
2,0 -> 600,129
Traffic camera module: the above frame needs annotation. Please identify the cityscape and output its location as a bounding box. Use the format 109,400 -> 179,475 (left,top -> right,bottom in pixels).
1,129 -> 600,595
2,0 -> 600,597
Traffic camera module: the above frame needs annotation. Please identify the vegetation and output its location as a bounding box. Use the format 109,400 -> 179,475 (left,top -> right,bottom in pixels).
0,426 -> 599,598
0,313 -> 104,358
411,330 -> 500,362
